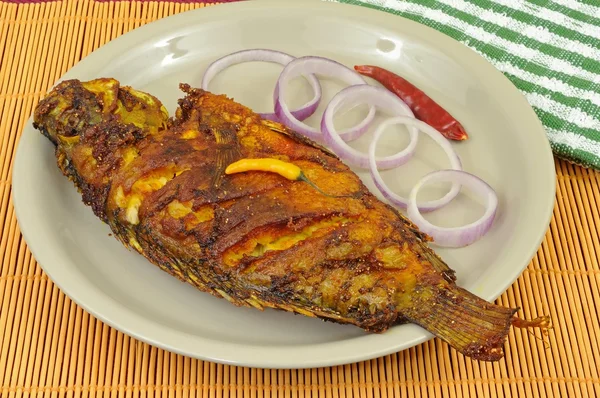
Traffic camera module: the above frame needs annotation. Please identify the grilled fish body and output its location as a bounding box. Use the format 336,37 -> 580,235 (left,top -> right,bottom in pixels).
34,78 -> 524,361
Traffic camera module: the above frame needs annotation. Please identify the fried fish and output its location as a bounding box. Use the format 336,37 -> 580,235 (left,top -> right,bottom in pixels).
33,78 -> 548,361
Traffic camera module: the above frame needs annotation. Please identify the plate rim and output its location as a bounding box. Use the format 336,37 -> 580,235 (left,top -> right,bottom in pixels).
12,0 -> 556,369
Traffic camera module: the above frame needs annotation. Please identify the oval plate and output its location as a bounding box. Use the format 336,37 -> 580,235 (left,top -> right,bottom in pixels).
13,0 -> 555,369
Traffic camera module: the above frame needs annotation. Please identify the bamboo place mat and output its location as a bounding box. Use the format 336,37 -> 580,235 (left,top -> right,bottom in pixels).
1,1 -> 600,397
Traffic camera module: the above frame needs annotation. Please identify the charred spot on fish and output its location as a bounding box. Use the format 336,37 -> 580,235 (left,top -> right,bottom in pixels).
441,270 -> 456,283
191,188 -> 216,204
159,216 -> 187,239
338,281 -> 353,302
135,230 -> 191,282
462,339 -> 506,362
32,98 -> 57,118
155,186 -> 185,216
324,228 -> 349,245
72,97 -> 82,109
80,118 -> 144,166
197,229 -> 219,249
34,80 -> 104,138
118,88 -> 147,112
158,135 -> 197,157
265,274 -> 299,303
81,182 -> 111,222
195,123 -> 212,136
178,82 -> 196,95
162,142 -> 191,159
38,126 -> 58,146
59,155 -> 111,222
358,287 -> 370,295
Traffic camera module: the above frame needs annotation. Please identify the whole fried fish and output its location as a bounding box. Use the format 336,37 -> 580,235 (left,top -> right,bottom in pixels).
33,78 -> 546,361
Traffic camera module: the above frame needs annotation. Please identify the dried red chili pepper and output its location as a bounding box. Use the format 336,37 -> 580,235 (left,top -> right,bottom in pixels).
354,65 -> 468,141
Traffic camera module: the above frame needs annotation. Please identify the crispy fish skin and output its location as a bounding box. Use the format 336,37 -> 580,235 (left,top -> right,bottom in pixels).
34,78 -> 522,361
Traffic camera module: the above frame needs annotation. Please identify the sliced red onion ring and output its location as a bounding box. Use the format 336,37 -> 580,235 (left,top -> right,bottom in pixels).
407,170 -> 497,248
368,116 -> 462,212
321,85 -> 418,169
275,56 -> 376,142
201,49 -> 322,122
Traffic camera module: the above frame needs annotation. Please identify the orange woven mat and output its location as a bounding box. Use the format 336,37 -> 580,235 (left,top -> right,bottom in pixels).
1,1 -> 599,397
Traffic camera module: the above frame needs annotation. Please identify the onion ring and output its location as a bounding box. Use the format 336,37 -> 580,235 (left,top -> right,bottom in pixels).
321,85 -> 418,169
275,56 -> 376,142
201,49 -> 321,122
368,116 -> 462,211
407,170 -> 497,248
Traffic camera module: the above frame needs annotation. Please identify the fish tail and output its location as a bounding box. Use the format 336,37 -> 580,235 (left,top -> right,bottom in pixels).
405,284 -> 519,361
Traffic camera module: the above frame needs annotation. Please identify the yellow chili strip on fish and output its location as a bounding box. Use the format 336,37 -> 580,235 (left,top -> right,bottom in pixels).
225,158 -> 302,180
225,158 -> 345,198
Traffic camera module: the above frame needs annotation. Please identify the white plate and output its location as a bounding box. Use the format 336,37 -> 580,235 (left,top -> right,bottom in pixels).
13,0 -> 555,369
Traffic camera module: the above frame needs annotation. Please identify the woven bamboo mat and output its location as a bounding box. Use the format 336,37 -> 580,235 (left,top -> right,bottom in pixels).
1,1 -> 600,397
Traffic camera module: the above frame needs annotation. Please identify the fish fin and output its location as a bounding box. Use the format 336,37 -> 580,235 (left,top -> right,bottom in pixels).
418,248 -> 456,283
261,119 -> 339,158
210,131 -> 241,188
406,284 -> 518,361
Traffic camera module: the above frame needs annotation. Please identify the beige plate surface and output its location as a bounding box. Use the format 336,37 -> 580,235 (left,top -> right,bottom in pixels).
13,0 -> 555,369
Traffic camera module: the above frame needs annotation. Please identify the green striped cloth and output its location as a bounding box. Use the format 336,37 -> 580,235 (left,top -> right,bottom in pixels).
335,0 -> 600,170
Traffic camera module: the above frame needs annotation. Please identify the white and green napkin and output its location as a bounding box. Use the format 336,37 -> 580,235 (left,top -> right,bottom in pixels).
336,0 -> 600,170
